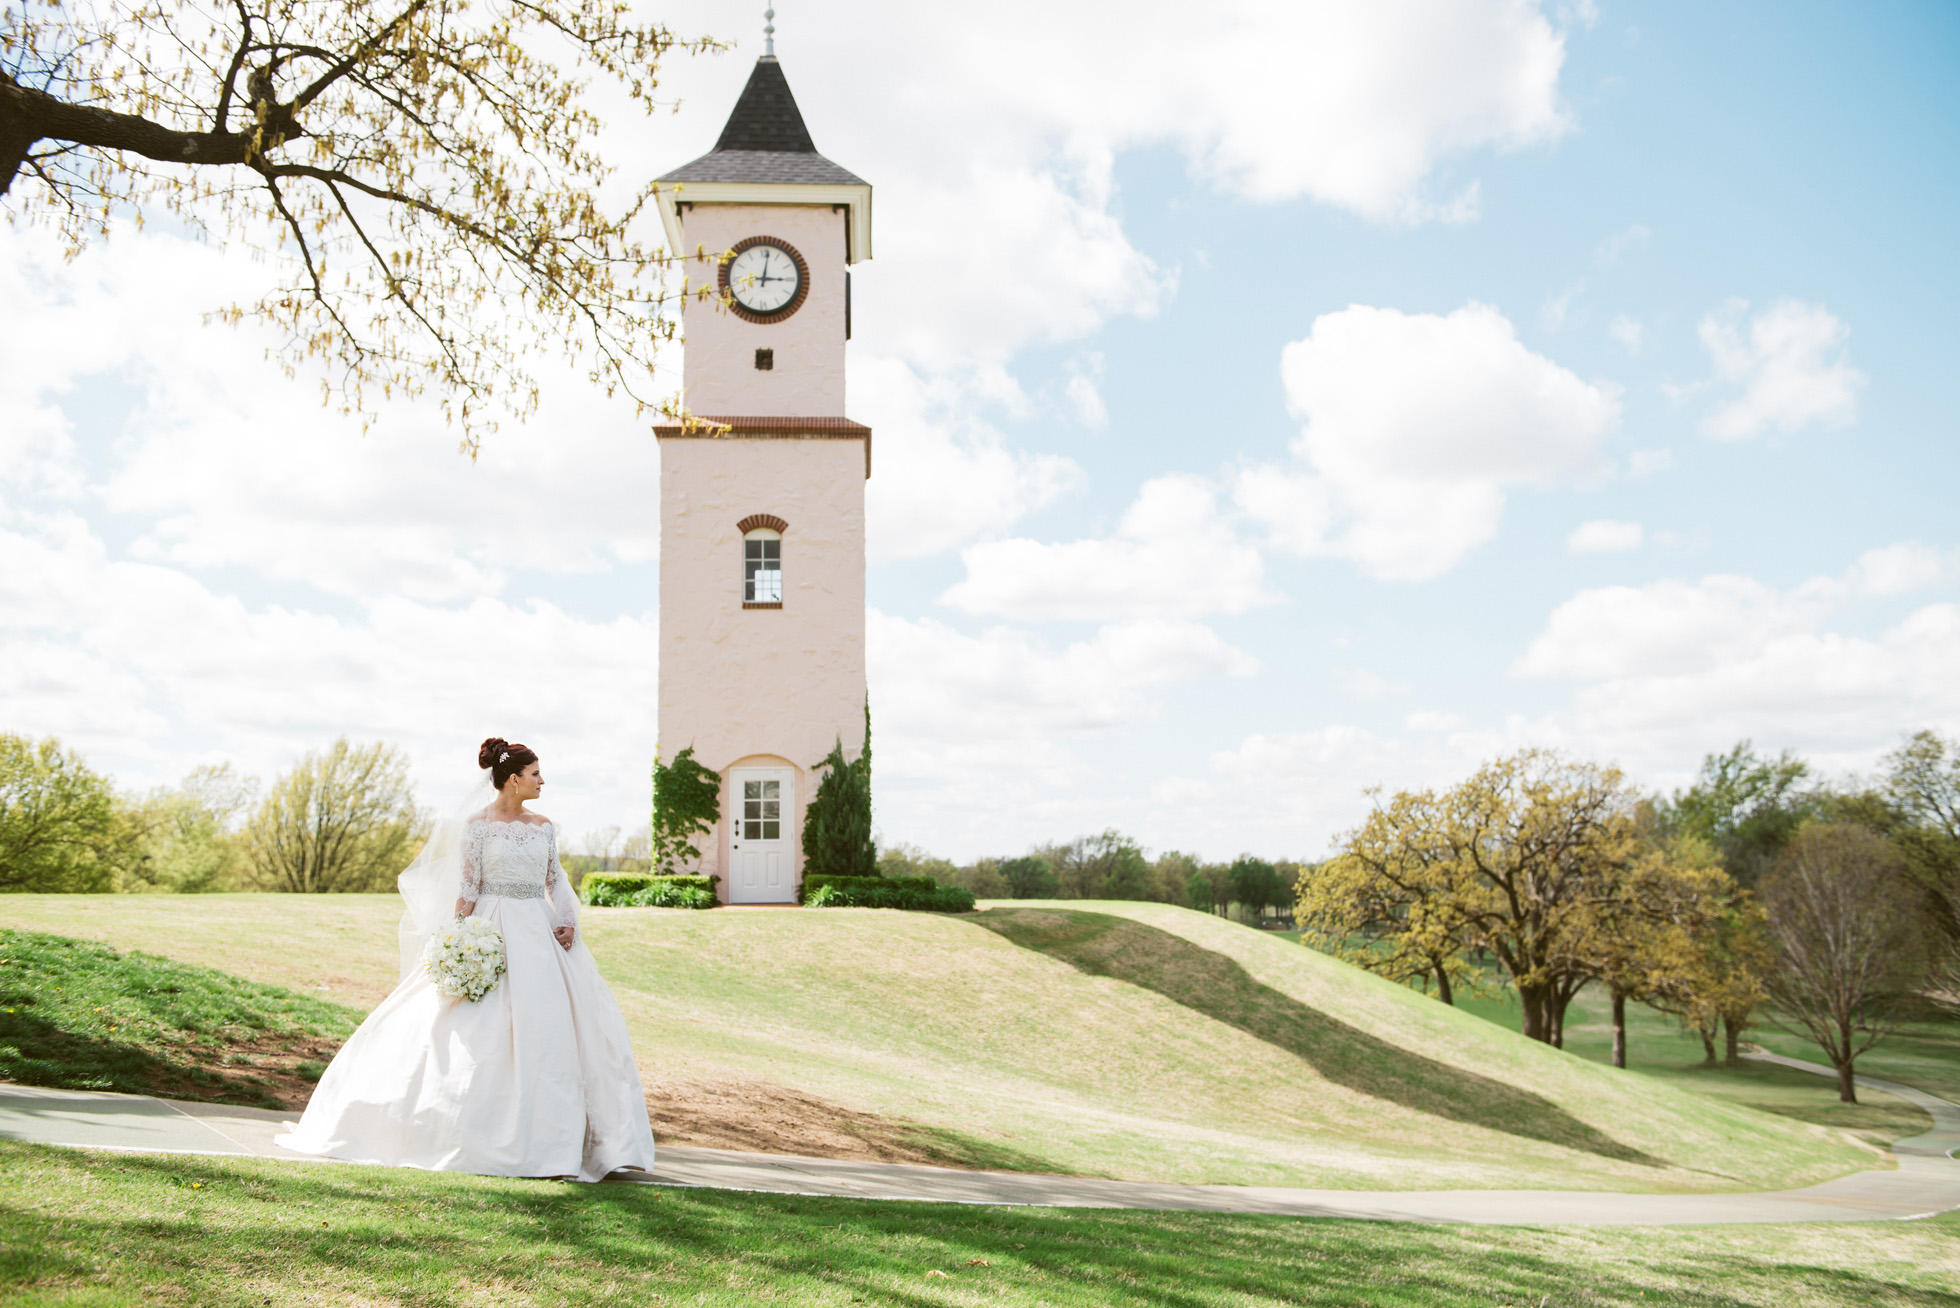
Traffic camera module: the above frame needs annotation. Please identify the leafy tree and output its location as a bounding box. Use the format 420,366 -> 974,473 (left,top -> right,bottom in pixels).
1185,867 -> 1214,915
802,737 -> 874,879
122,763 -> 258,892
1761,822 -> 1927,1102
0,733 -> 124,891
1296,797 -> 1479,1006
956,858 -> 1011,899
1226,856 -> 1290,920
1658,742 -> 1813,888
245,738 -> 423,892
2,0 -> 716,448
1557,834 -> 1737,1068
999,855 -> 1057,899
1148,850 -> 1200,907
1878,730 -> 1960,999
651,745 -> 720,875
1049,831 -> 1149,900
1314,750 -> 1646,1044
877,841 -> 957,882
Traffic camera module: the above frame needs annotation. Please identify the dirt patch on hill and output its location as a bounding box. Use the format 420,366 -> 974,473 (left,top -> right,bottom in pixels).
142,1032 -> 347,1111
641,1078 -> 1062,1174
641,1078 -> 946,1163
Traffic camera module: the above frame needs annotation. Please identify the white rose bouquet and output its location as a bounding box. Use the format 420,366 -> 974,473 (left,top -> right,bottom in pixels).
421,916 -> 507,1001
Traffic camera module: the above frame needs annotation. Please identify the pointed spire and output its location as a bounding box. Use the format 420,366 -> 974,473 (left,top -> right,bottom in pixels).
764,6 -> 775,59
712,56 -> 816,153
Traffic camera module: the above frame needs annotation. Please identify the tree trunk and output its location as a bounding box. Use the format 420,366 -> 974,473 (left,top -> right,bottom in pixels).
1519,985 -> 1550,1043
1723,1015 -> 1741,1066
1610,990 -> 1627,1069
1433,961 -> 1454,1007
1835,1058 -> 1858,1104
1698,1025 -> 1716,1063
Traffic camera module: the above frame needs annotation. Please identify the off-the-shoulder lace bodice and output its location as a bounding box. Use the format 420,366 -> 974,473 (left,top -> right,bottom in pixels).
459,818 -> 565,907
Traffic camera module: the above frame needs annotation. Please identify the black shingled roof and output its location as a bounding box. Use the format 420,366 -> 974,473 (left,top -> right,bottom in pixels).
656,57 -> 866,187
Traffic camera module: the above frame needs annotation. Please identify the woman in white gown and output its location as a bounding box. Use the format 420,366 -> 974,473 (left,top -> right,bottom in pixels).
277,738 -> 656,1181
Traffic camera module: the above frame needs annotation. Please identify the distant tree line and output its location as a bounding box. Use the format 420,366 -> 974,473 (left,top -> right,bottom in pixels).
879,831 -> 1301,925
1295,736 -> 1959,1103
0,731 -> 649,895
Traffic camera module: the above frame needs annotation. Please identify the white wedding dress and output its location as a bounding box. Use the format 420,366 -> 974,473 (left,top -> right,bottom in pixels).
276,816 -> 655,1181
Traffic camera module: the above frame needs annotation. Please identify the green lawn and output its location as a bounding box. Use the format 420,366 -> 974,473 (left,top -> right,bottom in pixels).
0,928 -> 362,1109
1,1141 -> 1957,1308
0,896 -> 1896,1195
1455,985 -> 1939,1150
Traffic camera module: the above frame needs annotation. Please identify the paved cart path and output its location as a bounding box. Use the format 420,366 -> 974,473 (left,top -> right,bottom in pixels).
4,1053 -> 1956,1227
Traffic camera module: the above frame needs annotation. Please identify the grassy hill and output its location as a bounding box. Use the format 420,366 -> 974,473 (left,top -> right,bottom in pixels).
0,894 -> 1893,1194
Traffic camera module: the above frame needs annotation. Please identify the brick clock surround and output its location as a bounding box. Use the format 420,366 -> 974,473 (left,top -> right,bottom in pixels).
652,55 -> 872,905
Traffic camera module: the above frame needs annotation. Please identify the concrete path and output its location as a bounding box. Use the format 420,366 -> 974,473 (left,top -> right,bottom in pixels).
4,1058 -> 1957,1227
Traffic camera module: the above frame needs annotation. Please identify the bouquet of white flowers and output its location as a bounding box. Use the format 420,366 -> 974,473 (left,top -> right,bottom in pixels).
421,916 -> 507,1001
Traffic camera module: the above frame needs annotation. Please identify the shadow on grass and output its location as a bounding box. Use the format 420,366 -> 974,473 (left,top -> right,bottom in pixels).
895,1124 -> 1069,1174
974,908 -> 1662,1166
0,928 -> 358,1110
0,1007 -> 272,1106
6,1145 -> 1958,1308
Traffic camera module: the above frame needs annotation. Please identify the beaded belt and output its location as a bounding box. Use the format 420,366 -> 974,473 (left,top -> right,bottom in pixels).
478,880 -> 546,900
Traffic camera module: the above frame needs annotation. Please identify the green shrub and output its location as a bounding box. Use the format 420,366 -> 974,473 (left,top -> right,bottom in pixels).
581,872 -> 719,909
803,737 -> 876,878
802,875 -> 975,913
652,745 -> 721,874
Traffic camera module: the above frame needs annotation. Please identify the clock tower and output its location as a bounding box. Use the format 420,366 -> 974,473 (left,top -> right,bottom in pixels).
652,50 -> 871,904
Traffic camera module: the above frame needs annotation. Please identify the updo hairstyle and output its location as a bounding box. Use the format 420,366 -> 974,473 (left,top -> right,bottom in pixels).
479,737 -> 539,791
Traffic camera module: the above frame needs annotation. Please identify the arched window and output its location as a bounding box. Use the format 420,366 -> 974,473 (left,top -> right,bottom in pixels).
738,515 -> 788,606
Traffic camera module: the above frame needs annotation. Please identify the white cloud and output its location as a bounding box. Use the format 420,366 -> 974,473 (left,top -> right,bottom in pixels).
1594,224 -> 1651,266
854,356 -> 1082,561
1064,353 -> 1109,430
1145,724 -> 1507,858
1515,574 -> 1818,681
1236,302 -> 1621,580
866,609 -> 1259,853
1627,448 -> 1673,477
1609,314 -> 1645,355
1512,553 -> 1960,769
0,513 -> 660,834
1700,298 -> 1865,440
1844,543 -> 1950,597
943,476 -> 1273,621
1567,519 -> 1645,553
644,0 -> 1577,370
2,228 -> 664,603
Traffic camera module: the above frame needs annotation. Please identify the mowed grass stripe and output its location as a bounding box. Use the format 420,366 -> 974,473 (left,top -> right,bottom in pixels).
0,895 -> 1888,1193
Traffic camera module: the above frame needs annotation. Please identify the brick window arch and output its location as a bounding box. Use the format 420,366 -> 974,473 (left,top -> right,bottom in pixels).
742,518 -> 784,607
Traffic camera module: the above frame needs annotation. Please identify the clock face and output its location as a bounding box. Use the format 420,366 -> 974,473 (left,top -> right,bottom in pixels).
726,241 -> 802,315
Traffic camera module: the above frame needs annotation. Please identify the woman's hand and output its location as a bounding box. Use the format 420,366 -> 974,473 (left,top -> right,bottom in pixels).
553,925 -> 576,950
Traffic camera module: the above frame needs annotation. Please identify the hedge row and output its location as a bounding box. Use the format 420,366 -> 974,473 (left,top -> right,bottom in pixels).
802,875 -> 976,913
802,874 -> 937,896
580,873 -> 718,910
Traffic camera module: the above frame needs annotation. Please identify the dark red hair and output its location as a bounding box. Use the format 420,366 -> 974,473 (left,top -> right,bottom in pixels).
479,737 -> 538,790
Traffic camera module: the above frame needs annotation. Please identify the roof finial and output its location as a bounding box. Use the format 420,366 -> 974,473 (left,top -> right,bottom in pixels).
763,6 -> 775,58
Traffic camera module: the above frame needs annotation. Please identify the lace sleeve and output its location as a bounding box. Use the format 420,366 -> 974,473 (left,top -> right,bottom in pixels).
458,820 -> 484,907
545,822 -> 579,936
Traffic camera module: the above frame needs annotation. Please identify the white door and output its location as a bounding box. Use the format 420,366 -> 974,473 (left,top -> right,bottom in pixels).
728,766 -> 796,903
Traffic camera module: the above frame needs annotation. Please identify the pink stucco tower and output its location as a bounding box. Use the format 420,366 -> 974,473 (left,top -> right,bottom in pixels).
652,55 -> 871,904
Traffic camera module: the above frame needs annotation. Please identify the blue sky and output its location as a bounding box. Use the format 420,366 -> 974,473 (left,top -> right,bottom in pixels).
3,0 -> 1956,861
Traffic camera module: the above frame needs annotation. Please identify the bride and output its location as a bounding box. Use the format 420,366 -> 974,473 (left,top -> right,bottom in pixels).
277,738 -> 656,1181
